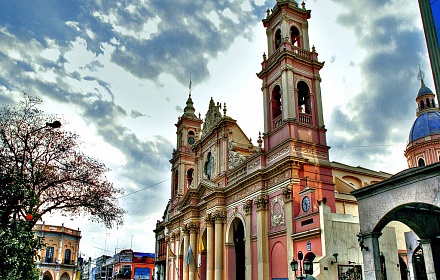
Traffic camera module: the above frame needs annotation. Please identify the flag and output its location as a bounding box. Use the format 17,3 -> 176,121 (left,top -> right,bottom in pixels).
168,247 -> 175,258
198,238 -> 205,267
186,244 -> 192,266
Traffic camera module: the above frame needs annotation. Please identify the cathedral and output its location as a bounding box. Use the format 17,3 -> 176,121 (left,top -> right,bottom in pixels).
152,1 -> 428,279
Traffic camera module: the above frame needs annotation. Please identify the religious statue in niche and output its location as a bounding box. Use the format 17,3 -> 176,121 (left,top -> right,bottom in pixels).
271,195 -> 285,228
204,152 -> 215,180
228,140 -> 247,170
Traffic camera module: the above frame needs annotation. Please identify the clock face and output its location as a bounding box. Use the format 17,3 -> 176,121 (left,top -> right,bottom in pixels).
188,136 -> 195,145
302,196 -> 310,212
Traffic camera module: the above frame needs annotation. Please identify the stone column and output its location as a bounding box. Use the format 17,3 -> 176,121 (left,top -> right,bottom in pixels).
262,84 -> 269,134
282,185 -> 295,280
254,194 -> 269,280
282,67 -> 296,120
313,74 -> 325,128
189,222 -> 199,280
169,234 -> 175,280
243,200 -> 253,280
174,233 -> 180,280
183,227 -> 190,280
214,211 -> 226,280
206,215 -> 215,280
359,232 -> 382,280
419,239 -> 437,280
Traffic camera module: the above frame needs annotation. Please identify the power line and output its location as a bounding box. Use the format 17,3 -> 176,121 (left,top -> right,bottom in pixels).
118,178 -> 170,199
331,144 -> 395,148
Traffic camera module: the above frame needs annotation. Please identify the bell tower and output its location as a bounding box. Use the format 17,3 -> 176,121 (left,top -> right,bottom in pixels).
257,0 -> 328,158
170,84 -> 203,201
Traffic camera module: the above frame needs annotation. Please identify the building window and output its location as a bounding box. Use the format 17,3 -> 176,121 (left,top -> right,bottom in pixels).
290,26 -> 300,47
275,29 -> 282,49
45,246 -> 54,263
297,81 -> 311,114
418,158 -> 425,167
187,168 -> 194,188
272,85 -> 282,118
64,249 -> 71,264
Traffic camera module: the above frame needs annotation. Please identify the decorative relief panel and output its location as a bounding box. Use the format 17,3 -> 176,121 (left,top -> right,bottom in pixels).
248,158 -> 261,173
292,145 -> 328,159
226,182 -> 262,205
267,146 -> 290,164
207,198 -> 226,209
268,170 -> 291,188
229,141 -> 247,170
271,195 -> 285,228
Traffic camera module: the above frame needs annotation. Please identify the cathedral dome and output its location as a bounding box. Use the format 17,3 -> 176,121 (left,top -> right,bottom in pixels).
417,84 -> 434,97
408,111 -> 440,142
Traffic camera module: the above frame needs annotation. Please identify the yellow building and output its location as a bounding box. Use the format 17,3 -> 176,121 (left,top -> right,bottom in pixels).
33,223 -> 82,280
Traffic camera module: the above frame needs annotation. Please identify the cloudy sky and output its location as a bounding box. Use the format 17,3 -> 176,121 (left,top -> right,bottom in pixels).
0,0 -> 434,259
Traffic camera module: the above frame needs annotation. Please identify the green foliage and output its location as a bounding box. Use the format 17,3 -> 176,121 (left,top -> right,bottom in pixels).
0,220 -> 42,280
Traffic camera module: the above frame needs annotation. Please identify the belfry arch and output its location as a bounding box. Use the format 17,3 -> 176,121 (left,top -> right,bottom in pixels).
353,163 -> 440,280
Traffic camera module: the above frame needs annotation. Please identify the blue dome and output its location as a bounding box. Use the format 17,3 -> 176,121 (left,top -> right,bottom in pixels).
408,111 -> 440,142
417,85 -> 434,97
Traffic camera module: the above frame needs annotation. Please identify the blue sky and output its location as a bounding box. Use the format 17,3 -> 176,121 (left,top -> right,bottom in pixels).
0,0 -> 434,258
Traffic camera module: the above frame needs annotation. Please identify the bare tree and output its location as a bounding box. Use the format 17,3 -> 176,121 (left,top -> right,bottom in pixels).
0,94 -> 126,228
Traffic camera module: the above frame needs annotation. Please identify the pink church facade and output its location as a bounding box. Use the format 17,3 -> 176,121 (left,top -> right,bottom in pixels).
155,1 -> 392,280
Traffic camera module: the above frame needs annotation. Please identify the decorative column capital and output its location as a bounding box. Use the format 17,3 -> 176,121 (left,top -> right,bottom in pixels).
254,194 -> 268,211
188,222 -> 199,233
213,210 -> 226,223
182,225 -> 190,235
205,213 -> 215,225
243,200 -> 253,215
281,185 -> 292,201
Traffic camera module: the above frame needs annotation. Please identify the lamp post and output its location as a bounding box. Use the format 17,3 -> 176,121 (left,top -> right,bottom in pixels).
19,121 -> 61,221
290,251 -> 312,280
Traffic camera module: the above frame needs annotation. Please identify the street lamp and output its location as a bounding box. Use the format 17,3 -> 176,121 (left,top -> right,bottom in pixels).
290,251 -> 312,280
20,121 -> 61,220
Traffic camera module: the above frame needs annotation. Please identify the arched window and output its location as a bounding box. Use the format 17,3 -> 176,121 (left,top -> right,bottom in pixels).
426,98 -> 431,108
418,158 -> 425,167
174,170 -> 179,196
275,29 -> 282,49
187,168 -> 194,188
297,81 -> 311,114
420,100 -> 425,110
290,26 -> 300,47
64,249 -> 71,264
45,246 -> 54,263
272,85 -> 282,118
